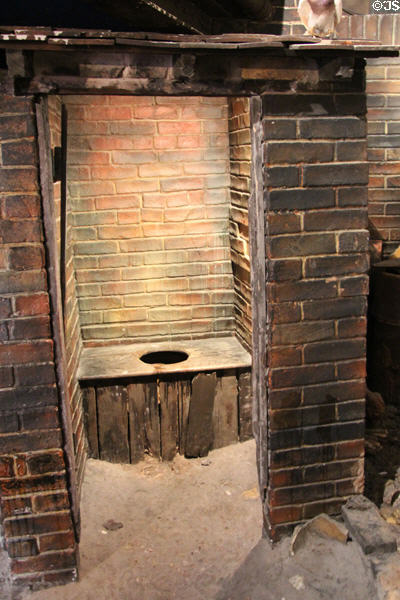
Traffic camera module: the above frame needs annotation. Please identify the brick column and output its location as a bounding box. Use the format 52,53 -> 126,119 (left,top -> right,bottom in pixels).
0,95 -> 78,590
262,72 -> 369,539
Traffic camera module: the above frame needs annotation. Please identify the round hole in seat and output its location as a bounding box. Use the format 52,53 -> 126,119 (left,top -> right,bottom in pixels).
139,350 -> 189,365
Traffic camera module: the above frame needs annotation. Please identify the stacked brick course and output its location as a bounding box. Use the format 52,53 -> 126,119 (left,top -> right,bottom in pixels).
65,95 -> 235,344
229,98 -> 252,352
262,74 -> 369,538
0,95 -> 77,588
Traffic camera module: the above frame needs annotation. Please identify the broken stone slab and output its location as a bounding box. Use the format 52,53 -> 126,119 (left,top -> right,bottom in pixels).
290,513 -> 348,555
342,495 -> 398,556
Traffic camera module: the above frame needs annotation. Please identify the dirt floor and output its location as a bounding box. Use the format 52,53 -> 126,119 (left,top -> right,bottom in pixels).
9,439 -> 385,600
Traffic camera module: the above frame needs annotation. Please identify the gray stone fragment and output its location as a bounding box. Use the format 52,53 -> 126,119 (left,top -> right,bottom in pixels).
342,495 -> 398,556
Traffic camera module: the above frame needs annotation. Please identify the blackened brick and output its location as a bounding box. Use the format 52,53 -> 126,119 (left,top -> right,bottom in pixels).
0,168 -> 38,193
303,380 -> 366,406
269,188 -> 335,210
8,316 -> 51,340
269,279 -> 337,302
270,444 -> 336,468
338,187 -> 368,207
14,293 -> 50,317
270,505 -> 302,525
269,259 -> 302,281
15,363 -> 55,387
337,359 -> 366,380
9,246 -> 44,271
263,95 -> 335,116
339,275 -> 369,296
2,141 -> 37,166
0,430 -> 62,454
269,388 -> 302,410
303,163 -> 369,186
1,496 -> 32,518
5,513 -> 72,539
0,271 -> 47,295
32,492 -> 69,513
300,117 -> 366,139
269,347 -> 302,367
338,231 -> 369,253
304,339 -> 366,363
26,451 -> 65,475
268,213 -> 301,235
0,221 -> 42,244
336,141 -> 367,161
0,298 -> 11,319
304,209 -> 367,231
39,531 -> 75,553
272,321 -> 334,345
271,364 -> 335,388
1,473 -> 67,499
337,400 -> 365,421
336,439 -> 364,459
10,549 -> 76,575
269,427 -> 302,450
0,412 -> 19,433
271,482 -> 335,505
0,385 -> 58,410
305,254 -> 369,277
303,498 -> 343,519
265,142 -> 334,164
337,317 -> 367,338
7,538 -> 38,559
0,341 -> 53,367
302,420 -> 364,445
0,366 -> 13,387
0,115 -> 35,139
270,233 -> 336,258
263,119 -> 296,139
270,302 -> 301,324
264,166 -> 299,187
19,406 -> 60,431
303,297 -> 366,320
3,195 -> 41,219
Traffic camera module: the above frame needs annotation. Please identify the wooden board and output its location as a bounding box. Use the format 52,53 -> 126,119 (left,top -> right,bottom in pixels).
212,371 -> 238,449
238,370 -> 253,442
185,372 -> 217,458
159,378 -> 179,462
127,383 -> 146,464
142,381 -> 160,459
178,379 -> 191,456
97,385 -> 129,463
82,386 -> 99,459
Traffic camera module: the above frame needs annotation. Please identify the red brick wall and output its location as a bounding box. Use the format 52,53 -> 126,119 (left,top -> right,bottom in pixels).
0,95 -> 77,588
65,95 -> 235,344
229,98 -> 252,352
48,97 -> 86,497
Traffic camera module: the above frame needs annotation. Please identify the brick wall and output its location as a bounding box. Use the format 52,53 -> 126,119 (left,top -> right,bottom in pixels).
65,95 -> 235,344
0,95 -> 77,588
48,97 -> 86,498
229,98 -> 252,352
266,1 -> 400,255
261,64 -> 368,538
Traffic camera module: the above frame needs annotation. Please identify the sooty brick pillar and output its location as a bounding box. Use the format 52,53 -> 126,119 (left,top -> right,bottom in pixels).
261,60 -> 369,540
0,95 -> 78,590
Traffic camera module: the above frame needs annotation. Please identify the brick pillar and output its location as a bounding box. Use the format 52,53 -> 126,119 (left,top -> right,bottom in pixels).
262,69 -> 369,539
0,95 -> 78,590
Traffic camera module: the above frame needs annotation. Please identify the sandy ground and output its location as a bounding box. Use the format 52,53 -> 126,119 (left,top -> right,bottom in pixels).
26,440 -> 262,600
0,439 -> 384,599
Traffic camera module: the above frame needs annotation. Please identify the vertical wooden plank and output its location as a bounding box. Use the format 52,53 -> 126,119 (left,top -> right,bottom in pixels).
159,377 -> 178,461
238,369 -> 253,441
127,383 -> 146,464
82,386 -> 99,459
97,385 -> 129,463
185,372 -> 217,458
212,370 -> 239,449
143,381 -> 161,459
178,378 -> 191,456
250,96 -> 268,494
36,98 -> 80,538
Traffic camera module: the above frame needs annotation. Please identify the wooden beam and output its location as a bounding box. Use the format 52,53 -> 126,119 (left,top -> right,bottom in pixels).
140,0 -> 218,34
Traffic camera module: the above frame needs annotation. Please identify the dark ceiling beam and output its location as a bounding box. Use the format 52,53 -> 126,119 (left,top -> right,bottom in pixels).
140,0 -> 218,34
234,0 -> 273,20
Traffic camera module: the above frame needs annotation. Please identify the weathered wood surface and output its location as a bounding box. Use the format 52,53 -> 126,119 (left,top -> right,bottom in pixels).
159,378 -> 178,462
36,98 -> 80,538
212,371 -> 238,449
185,372 -> 217,458
82,386 -> 99,459
142,381 -> 160,459
127,383 -> 146,464
238,370 -> 253,442
97,385 -> 129,463
80,368 -> 251,463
